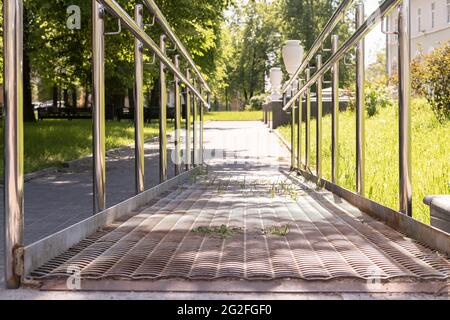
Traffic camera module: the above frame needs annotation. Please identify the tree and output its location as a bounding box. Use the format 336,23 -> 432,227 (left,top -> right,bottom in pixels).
225,0 -> 283,105
412,42 -> 450,123
281,0 -> 353,86
0,0 -> 230,121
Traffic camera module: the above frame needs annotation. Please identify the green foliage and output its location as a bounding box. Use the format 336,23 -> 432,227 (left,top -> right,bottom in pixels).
246,94 -> 267,111
365,85 -> 392,117
192,225 -> 241,239
281,0 -> 353,86
277,99 -> 450,224
345,78 -> 393,117
1,0 -> 230,106
264,225 -> 290,237
225,1 -> 283,103
411,42 -> 450,123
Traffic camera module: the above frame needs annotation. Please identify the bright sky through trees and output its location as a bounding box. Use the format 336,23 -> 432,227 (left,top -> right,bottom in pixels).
363,0 -> 386,65
226,0 -> 386,65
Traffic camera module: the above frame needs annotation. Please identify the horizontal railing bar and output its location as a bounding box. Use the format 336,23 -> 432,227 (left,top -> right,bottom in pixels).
142,0 -> 211,93
99,0 -> 209,107
281,0 -> 353,94
283,0 -> 401,111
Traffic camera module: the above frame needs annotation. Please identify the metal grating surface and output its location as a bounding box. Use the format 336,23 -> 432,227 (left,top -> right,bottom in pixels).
32,167 -> 450,283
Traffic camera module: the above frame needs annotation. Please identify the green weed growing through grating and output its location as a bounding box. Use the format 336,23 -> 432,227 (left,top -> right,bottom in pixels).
192,225 -> 241,239
264,225 -> 290,237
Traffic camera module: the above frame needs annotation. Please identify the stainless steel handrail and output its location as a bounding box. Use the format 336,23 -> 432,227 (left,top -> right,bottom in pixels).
281,0 -> 353,94
283,0 -> 401,110
281,0 -> 412,218
2,0 -> 211,288
142,0 -> 211,93
3,0 -> 24,289
99,0 -> 209,107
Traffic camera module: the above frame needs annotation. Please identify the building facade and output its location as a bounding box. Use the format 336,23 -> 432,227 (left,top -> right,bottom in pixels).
386,0 -> 450,74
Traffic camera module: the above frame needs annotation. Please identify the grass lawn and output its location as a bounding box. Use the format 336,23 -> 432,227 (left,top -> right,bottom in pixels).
0,120 -> 174,175
277,99 -> 450,224
204,111 -> 263,121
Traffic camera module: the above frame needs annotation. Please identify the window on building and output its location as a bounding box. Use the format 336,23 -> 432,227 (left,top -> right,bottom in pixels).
431,3 -> 436,28
418,8 -> 422,32
447,0 -> 450,23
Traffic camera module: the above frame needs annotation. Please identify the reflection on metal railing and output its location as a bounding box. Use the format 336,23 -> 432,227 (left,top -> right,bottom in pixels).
281,0 -> 412,218
2,0 -> 210,288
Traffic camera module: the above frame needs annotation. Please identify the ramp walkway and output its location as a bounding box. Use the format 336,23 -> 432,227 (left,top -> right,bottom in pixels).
29,122 -> 450,294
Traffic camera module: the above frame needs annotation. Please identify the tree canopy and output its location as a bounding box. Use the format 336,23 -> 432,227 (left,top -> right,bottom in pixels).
1,0 -> 360,116
1,0 -> 230,120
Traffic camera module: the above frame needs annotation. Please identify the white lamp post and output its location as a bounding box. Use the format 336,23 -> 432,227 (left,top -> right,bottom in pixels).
282,40 -> 304,96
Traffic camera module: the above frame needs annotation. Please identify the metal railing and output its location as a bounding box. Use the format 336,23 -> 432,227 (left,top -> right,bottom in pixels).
282,0 -> 412,216
3,0 -> 209,288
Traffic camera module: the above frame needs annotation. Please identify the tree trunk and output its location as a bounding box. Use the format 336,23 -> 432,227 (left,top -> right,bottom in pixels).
52,86 -> 58,108
84,88 -> 89,109
72,89 -> 77,108
63,89 -> 69,108
22,25 -> 35,122
225,87 -> 229,111
150,77 -> 160,117
128,88 -> 135,110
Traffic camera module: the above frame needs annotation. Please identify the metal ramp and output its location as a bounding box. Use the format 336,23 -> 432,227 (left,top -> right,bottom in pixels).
3,0 -> 450,297
28,122 -> 450,294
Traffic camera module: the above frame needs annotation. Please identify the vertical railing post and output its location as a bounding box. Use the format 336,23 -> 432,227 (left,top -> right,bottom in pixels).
159,35 -> 168,182
291,87 -> 296,170
199,87 -> 204,166
305,68 -> 311,170
134,4 -> 145,193
185,69 -> 192,171
356,3 -> 365,196
203,92 -> 209,165
93,0 -> 106,213
297,79 -> 302,171
398,0 -> 412,217
3,0 -> 24,289
192,79 -> 198,167
331,35 -> 339,184
316,55 -> 323,180
174,55 -> 181,176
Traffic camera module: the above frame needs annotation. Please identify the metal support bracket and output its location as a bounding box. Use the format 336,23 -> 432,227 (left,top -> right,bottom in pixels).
105,18 -> 122,36
145,53 -> 157,65
145,15 -> 156,28
381,16 -> 398,35
321,43 -> 332,52
167,43 -> 177,53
